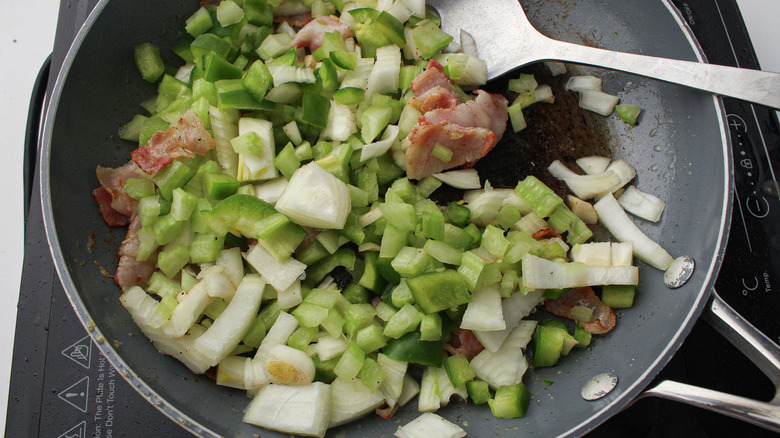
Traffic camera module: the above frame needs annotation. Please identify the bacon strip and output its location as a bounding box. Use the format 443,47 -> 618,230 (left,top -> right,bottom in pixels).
408,60 -> 460,112
404,121 -> 496,180
422,90 -> 508,139
544,286 -> 616,334
411,59 -> 457,97
92,186 -> 129,227
290,15 -> 352,51
403,61 -> 509,179
93,160 -> 143,226
444,329 -> 485,361
115,214 -> 157,292
375,404 -> 394,420
131,109 -> 217,174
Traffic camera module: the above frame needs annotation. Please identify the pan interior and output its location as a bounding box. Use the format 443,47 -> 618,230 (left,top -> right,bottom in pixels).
40,0 -> 730,436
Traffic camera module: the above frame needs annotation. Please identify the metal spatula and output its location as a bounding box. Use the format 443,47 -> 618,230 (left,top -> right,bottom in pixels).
427,0 -> 780,110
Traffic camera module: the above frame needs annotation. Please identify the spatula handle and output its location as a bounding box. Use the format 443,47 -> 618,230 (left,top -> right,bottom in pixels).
546,39 -> 780,110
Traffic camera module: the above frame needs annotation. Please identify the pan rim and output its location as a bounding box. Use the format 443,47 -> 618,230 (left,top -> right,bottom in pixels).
37,0 -> 734,436
561,1 -> 734,434
38,0 -> 220,436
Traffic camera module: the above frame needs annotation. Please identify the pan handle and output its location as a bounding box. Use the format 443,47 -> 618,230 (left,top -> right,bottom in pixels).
639,291 -> 780,432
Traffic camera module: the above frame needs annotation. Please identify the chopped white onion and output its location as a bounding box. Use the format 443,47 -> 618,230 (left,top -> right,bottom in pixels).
576,155 -> 611,175
534,84 -> 555,103
321,101 -> 358,142
565,75 -> 602,92
120,287 -> 212,374
522,254 -> 639,289
329,378 -> 385,428
611,242 -> 634,266
617,185 -> 666,222
244,243 -> 306,292
433,169 -> 481,189
500,320 -> 538,351
198,265 -> 237,298
164,281 -> 212,338
195,275 -> 265,366
460,29 -> 478,57
474,289 -> 542,352
470,343 -> 528,389
593,193 -> 673,270
603,159 -> 637,195
275,162 -> 352,229
255,311 -> 299,360
395,412 -> 466,438
216,247 -> 244,286
578,89 -> 620,116
568,195 -> 598,224
378,353 -> 408,409
243,382 -> 331,437
315,335 -> 349,361
544,61 -> 567,76
254,177 -> 288,205
275,279 -> 303,309
570,242 -> 612,266
264,344 -> 316,385
460,284 -> 505,331
547,160 -> 622,200
238,117 -> 278,180
366,45 -> 401,98
360,124 -> 400,161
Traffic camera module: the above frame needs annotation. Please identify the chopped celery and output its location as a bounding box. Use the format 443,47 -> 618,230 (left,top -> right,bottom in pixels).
466,380 -> 491,405
334,341 -> 366,381
383,303 -> 423,339
515,175 -> 564,218
488,384 -> 531,418
601,284 -> 636,308
355,323 -> 387,353
406,269 -> 471,314
616,104 -> 642,125
444,354 -> 475,388
134,43 -> 164,83
185,7 -> 213,37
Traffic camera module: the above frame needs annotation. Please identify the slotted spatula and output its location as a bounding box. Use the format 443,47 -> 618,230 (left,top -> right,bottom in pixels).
427,0 -> 780,109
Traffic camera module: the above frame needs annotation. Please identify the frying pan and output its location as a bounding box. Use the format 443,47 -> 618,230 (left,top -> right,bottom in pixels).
39,0 -> 778,436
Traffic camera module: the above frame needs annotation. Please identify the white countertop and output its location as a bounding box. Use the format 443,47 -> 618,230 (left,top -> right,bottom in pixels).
0,0 -> 777,432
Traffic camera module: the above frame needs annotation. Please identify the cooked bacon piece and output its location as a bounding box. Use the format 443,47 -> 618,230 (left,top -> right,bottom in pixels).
411,59 -> 457,97
375,404 -> 394,419
290,15 -> 352,51
131,109 -> 217,174
422,90 -> 509,140
92,187 -> 129,227
404,121 -> 497,179
404,61 -> 508,179
444,329 -> 485,361
94,159 -> 143,226
533,227 -> 561,239
408,60 -> 461,112
275,12 -> 313,31
544,286 -> 616,334
115,214 -> 157,292
407,85 -> 460,113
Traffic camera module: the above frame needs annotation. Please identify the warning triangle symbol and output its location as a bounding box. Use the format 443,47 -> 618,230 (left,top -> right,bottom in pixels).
62,335 -> 93,369
58,420 -> 87,438
58,376 -> 89,413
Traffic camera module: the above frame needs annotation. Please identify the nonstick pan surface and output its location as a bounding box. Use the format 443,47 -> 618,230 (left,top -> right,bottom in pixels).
40,0 -> 731,436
